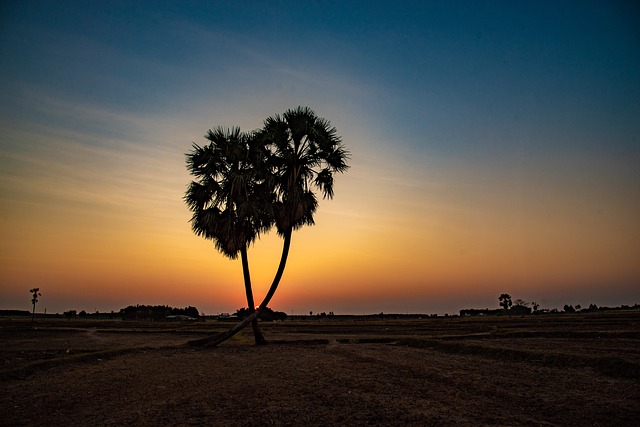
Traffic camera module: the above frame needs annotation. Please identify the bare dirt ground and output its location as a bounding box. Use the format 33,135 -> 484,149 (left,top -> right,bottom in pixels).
2,312 -> 639,426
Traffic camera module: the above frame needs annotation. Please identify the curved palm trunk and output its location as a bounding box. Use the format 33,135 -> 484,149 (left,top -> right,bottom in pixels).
240,246 -> 266,345
188,229 -> 292,347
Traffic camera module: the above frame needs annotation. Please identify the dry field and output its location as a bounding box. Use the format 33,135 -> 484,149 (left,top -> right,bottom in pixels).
2,312 -> 639,426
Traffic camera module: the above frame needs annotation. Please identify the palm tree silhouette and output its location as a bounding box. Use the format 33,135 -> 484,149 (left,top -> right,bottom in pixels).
499,293 -> 513,317
192,107 -> 349,347
30,287 -> 41,322
185,126 -> 272,344
257,106 -> 350,311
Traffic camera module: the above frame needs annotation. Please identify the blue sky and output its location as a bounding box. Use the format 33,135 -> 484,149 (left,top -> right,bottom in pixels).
1,1 -> 639,314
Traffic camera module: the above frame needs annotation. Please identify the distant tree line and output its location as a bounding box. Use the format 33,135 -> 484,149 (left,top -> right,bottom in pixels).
562,303 -> 640,313
460,295 -> 640,317
461,294 -> 533,317
234,307 -> 288,322
0,310 -> 31,316
119,305 -> 200,321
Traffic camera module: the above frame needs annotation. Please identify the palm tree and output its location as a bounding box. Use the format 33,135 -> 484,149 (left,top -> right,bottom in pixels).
30,288 -> 41,322
191,107 -> 349,347
258,106 -> 349,306
499,293 -> 513,317
185,126 -> 273,344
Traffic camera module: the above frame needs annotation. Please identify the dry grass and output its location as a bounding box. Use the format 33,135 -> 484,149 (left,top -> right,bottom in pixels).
2,312 -> 639,426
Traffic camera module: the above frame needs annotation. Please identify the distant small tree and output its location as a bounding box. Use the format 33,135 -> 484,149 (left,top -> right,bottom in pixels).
563,304 -> 575,313
29,288 -> 41,321
170,306 -> 200,318
575,304 -> 582,312
64,310 -> 77,320
532,302 -> 540,313
234,307 -> 251,319
259,308 -> 288,321
499,294 -> 512,317
511,298 -> 532,316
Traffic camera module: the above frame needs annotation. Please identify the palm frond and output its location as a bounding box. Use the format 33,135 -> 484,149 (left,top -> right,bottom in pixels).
314,168 -> 335,199
185,125 -> 277,259
262,106 -> 349,232
185,107 -> 348,257
184,182 -> 206,210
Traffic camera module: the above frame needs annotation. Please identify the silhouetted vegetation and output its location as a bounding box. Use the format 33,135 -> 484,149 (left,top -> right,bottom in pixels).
460,296 -> 639,317
29,288 -> 41,321
234,307 -> 288,322
499,293 -> 512,317
186,106 -> 349,347
0,310 -> 30,317
185,126 -> 270,343
119,305 -> 200,321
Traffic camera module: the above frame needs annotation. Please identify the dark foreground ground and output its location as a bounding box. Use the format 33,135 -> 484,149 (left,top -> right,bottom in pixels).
1,312 -> 639,426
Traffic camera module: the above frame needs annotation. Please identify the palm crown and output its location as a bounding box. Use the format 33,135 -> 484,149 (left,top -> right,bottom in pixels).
262,106 -> 350,234
185,126 -> 273,259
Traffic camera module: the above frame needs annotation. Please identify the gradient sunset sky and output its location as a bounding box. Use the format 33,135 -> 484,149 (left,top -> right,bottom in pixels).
1,1 -> 639,315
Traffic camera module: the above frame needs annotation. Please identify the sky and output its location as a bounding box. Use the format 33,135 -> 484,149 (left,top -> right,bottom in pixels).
1,1 -> 639,315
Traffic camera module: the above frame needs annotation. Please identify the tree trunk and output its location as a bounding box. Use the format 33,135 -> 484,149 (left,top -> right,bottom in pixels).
240,246 -> 266,345
188,229 -> 292,347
